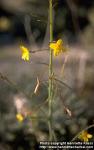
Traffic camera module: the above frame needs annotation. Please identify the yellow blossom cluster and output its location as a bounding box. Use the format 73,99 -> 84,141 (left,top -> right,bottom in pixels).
16,113 -> 24,122
19,39 -> 67,61
78,131 -> 92,142
20,46 -> 30,61
49,39 -> 67,56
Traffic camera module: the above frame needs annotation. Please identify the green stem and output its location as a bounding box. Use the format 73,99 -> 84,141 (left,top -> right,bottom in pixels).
48,0 -> 53,141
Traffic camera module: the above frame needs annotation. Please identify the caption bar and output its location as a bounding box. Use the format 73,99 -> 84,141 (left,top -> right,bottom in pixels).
39,141 -> 93,149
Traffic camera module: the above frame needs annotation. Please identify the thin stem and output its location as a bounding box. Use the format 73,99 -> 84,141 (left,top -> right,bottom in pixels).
30,61 -> 48,66
0,72 -> 31,98
61,54 -> 68,77
30,48 -> 49,53
71,124 -> 94,141
54,77 -> 74,92
48,0 -> 53,141
31,99 -> 48,116
53,77 -> 82,101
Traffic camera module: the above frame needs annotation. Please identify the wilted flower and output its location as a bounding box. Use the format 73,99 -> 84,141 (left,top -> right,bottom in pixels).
20,46 -> 30,61
49,39 -> 67,56
34,77 -> 40,94
78,131 -> 92,142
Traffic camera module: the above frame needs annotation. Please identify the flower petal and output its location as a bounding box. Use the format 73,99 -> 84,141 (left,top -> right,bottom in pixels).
78,131 -> 92,142
87,134 -> 92,139
49,39 -> 67,56
57,39 -> 63,45
20,45 -> 30,61
49,43 -> 56,50
16,113 -> 24,122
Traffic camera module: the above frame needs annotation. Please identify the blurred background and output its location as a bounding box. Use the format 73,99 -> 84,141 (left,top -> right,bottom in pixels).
0,0 -> 94,149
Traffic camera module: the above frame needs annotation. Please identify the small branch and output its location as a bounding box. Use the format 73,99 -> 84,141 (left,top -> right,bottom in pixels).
0,72 -> 15,85
53,77 -> 74,92
31,99 -> 48,114
71,124 -> 94,141
30,48 -> 49,53
30,61 -> 48,66
53,77 -> 82,103
61,54 -> 69,77
34,77 -> 40,94
0,72 -> 34,99
60,93 -> 73,118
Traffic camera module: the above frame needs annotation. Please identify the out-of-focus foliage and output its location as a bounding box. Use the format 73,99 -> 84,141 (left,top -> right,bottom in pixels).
0,0 -> 94,45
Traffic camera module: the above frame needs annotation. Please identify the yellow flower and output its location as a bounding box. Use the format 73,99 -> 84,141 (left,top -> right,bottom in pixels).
78,131 -> 92,142
16,113 -> 24,122
20,46 -> 30,61
49,39 -> 67,56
